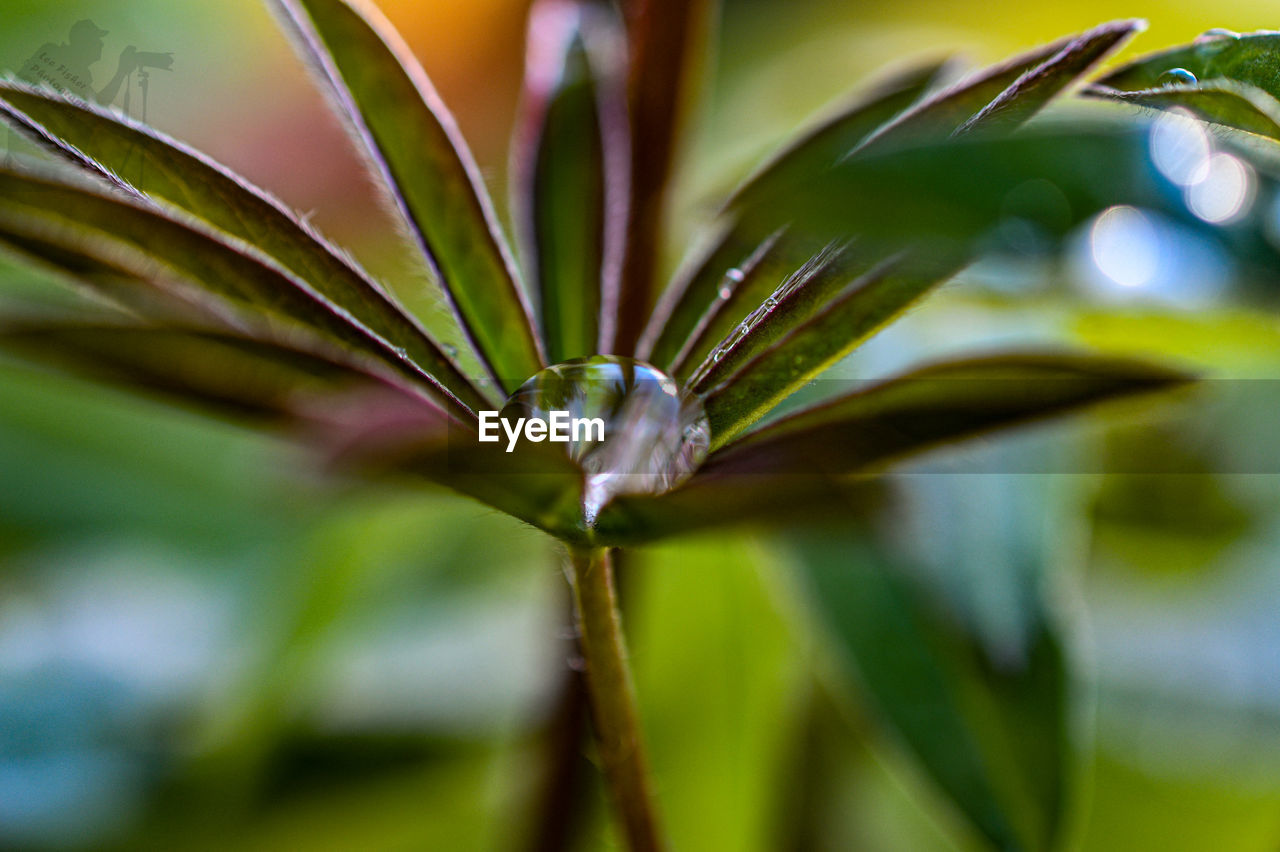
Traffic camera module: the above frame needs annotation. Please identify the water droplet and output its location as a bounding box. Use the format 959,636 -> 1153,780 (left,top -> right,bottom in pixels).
725,267 -> 745,283
501,356 -> 710,525
717,284 -> 732,299
1157,68 -> 1198,87
1195,28 -> 1239,43
763,296 -> 778,309
712,350 -> 725,362
391,346 -> 409,359
441,342 -> 458,357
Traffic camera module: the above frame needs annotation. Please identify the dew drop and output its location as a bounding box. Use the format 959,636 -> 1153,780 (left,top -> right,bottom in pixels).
712,350 -> 725,363
441,342 -> 459,357
725,267 -> 745,283
1195,28 -> 1239,43
717,284 -> 732,299
1157,68 -> 1198,87
501,356 -> 710,526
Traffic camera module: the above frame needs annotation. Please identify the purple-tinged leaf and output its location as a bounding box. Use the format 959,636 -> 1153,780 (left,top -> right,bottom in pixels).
512,0 -> 628,364
700,252 -> 965,449
272,0 -> 544,392
709,353 -> 1192,474
591,471 -> 881,546
641,60 -> 946,369
858,20 -> 1143,153
0,165 -> 475,421
954,19 -> 1143,134
610,0 -> 715,355
0,319 -> 409,426
0,82 -> 489,411
687,239 -> 872,396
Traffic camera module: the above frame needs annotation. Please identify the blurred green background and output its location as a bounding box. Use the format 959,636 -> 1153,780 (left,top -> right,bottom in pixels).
2,1 -> 1280,850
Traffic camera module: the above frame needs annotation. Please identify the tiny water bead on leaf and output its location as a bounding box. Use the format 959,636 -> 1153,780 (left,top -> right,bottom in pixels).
1196,28 -> 1241,43
500,356 -> 710,525
1158,67 -> 1198,86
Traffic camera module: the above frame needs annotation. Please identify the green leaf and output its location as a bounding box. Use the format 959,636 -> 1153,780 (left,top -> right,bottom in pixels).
954,19 -> 1144,135
0,166 -> 474,420
860,20 -> 1142,152
707,353 -> 1193,472
0,320 -> 400,425
640,223 -> 782,372
1091,30 -> 1280,96
0,317 -> 585,541
330,416 -> 587,544
791,526 -> 1070,850
698,125 -> 1280,445
646,22 -> 1139,388
591,469 -> 880,546
0,82 -> 490,411
686,239 -> 874,402
512,0 -> 627,364
642,60 -> 945,371
273,0 -> 543,391
766,126 -> 1280,254
0,229 -> 198,319
665,228 -> 809,381
1086,80 -> 1280,141
700,251 -> 965,449
724,58 -> 954,216
611,0 -> 715,354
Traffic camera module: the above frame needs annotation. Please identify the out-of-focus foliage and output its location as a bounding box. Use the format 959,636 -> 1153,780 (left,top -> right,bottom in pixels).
1,1 -> 1280,851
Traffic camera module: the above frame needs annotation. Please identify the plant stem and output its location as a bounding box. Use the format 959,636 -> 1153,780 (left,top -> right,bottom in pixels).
567,546 -> 664,851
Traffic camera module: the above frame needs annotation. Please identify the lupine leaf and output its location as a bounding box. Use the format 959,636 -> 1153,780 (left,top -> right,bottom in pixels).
954,19 -> 1143,134
0,229 -> 200,319
641,222 -> 782,371
329,413 -> 587,543
0,320 -> 402,425
0,83 -> 490,411
1086,79 -> 1280,140
665,229 -> 805,382
763,126 -> 1280,257
724,58 -> 954,216
687,240 -> 875,398
791,526 -> 1070,851
642,61 -> 944,369
0,318 -> 585,535
0,166 -> 475,420
701,251 -> 964,449
513,0 -> 627,364
591,472 -> 880,546
859,19 -> 1142,152
611,0 -> 714,355
273,0 -> 543,391
648,22 -> 1139,389
1091,30 -> 1280,96
707,353 -> 1193,473
700,125 -> 1280,445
